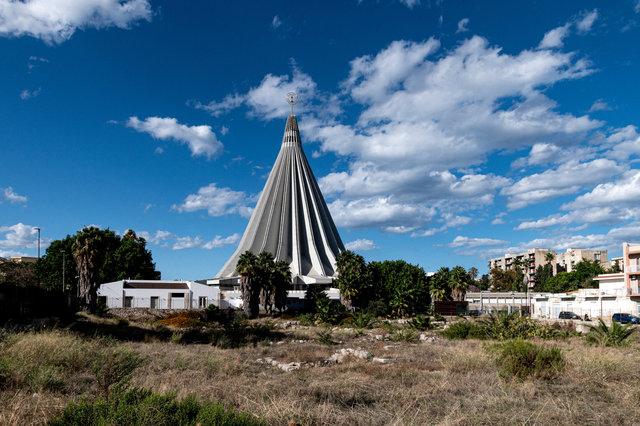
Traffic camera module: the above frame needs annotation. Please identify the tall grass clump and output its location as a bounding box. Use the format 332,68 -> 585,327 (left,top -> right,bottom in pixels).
479,311 -> 559,340
490,339 -> 565,381
93,346 -> 142,397
585,319 -> 637,347
48,388 -> 262,426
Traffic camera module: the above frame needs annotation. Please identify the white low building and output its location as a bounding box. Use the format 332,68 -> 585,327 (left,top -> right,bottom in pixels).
97,280 -> 221,310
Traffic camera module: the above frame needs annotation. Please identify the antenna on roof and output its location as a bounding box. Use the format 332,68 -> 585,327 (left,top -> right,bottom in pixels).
286,91 -> 298,115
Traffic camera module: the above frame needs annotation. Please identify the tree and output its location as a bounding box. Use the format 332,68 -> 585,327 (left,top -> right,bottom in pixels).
478,274 -> 490,291
114,230 -> 160,281
0,260 -> 37,286
490,267 -> 520,291
449,266 -> 471,301
38,235 -> 77,292
609,259 -> 622,273
73,227 -> 115,312
335,250 -> 370,311
545,252 -> 555,265
236,251 -> 259,318
468,267 -> 479,281
533,264 -> 553,291
510,257 -> 526,291
430,267 -> 451,302
272,260 -> 291,312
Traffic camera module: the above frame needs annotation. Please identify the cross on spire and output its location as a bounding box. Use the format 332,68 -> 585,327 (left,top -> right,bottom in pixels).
286,91 -> 297,115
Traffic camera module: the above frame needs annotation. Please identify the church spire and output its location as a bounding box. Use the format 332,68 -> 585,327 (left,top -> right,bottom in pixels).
216,94 -> 344,282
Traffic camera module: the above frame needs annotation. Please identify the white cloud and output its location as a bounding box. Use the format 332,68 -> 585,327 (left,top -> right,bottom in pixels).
576,9 -> 598,33
515,207 -> 635,230
127,116 -> 223,160
172,183 -> 253,218
447,236 -> 509,248
0,223 -> 43,250
271,15 -> 282,29
563,170 -> 640,210
399,0 -> 420,8
603,125 -> 640,161
1,187 -> 27,204
589,99 -> 612,112
636,0 -> 640,14
328,197 -> 434,231
20,88 -> 41,100
539,23 -> 571,49
0,0 -> 151,44
501,159 -> 623,210
456,18 -> 469,33
345,238 -> 379,251
0,250 -> 28,258
138,230 -> 240,251
194,93 -> 244,118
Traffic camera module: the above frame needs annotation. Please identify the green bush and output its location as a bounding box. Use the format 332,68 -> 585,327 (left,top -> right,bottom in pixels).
93,346 -> 142,397
480,311 -> 559,340
364,300 -> 388,318
298,313 -> 316,326
490,339 -> 565,381
26,365 -> 66,392
409,315 -> 432,331
392,329 -> 419,343
316,330 -> 335,345
441,321 -> 485,340
585,319 -> 637,346
48,387 -> 262,426
351,311 -> 374,329
433,313 -> 445,322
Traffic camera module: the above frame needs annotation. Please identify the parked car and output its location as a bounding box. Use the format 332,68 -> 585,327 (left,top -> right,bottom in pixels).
559,311 -> 581,320
612,313 -> 640,324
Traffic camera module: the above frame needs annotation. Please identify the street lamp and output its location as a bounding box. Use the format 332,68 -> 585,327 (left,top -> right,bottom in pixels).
61,249 -> 66,292
34,227 -> 40,287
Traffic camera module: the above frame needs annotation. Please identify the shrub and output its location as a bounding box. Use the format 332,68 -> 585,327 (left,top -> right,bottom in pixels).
364,300 -> 388,318
479,310 -> 559,340
585,319 -> 637,347
171,332 -> 184,344
409,315 -> 432,331
351,311 -> 374,329
392,329 -> 419,343
298,313 -> 316,326
433,313 -> 445,322
93,346 -> 142,397
48,388 -> 262,426
441,321 -> 485,340
159,311 -> 203,328
26,365 -> 66,392
316,331 -> 335,345
490,339 -> 565,381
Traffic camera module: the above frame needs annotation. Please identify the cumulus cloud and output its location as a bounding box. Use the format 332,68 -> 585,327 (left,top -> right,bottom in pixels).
456,18 -> 469,33
137,230 -> 240,251
345,238 -> 379,251
0,223 -> 46,250
127,116 -> 223,160
172,183 -> 253,218
539,23 -> 571,49
563,169 -> 640,210
515,206 -> 635,230
1,187 -> 27,204
0,0 -> 151,44
501,159 -> 623,210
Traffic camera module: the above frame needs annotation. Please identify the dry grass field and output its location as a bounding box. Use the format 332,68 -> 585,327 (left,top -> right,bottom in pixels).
2,312 -> 640,425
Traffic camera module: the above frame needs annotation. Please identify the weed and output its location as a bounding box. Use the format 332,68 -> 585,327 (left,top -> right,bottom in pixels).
260,338 -> 271,347
433,313 -> 445,322
25,365 -> 66,392
316,331 -> 335,345
48,387 -> 262,426
409,315 -> 432,331
490,339 -> 565,381
585,319 -> 637,347
352,311 -> 374,329
171,332 -> 184,344
441,321 -> 486,340
93,346 -> 142,397
298,313 -> 316,326
392,329 -> 419,343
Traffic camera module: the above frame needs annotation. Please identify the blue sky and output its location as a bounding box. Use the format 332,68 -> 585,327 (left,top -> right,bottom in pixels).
1,0 -> 640,280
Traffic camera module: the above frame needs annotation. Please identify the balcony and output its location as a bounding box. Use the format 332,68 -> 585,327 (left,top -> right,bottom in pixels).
627,264 -> 640,273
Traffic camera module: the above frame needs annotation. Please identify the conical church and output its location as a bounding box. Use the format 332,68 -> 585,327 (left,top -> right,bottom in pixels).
214,97 -> 344,285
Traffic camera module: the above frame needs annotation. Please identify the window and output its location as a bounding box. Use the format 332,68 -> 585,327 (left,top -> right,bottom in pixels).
124,296 -> 133,308
199,296 -> 207,308
150,297 -> 159,309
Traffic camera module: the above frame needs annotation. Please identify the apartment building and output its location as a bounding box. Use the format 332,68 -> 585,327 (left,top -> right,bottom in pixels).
488,247 -> 608,287
554,248 -> 608,273
488,248 -> 556,287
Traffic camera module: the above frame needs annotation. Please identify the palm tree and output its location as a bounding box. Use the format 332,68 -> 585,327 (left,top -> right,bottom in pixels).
468,267 -> 479,281
257,251 -> 275,314
449,266 -> 470,301
545,252 -> 555,265
335,250 -> 367,311
272,260 -> 291,312
585,319 -> 637,346
236,251 -> 259,318
430,267 -> 450,302
73,226 -> 107,313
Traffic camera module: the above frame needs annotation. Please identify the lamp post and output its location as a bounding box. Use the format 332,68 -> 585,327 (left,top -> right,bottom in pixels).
34,227 -> 40,287
61,249 -> 66,292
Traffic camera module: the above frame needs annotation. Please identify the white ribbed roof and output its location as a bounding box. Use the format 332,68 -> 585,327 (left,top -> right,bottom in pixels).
216,115 -> 344,279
